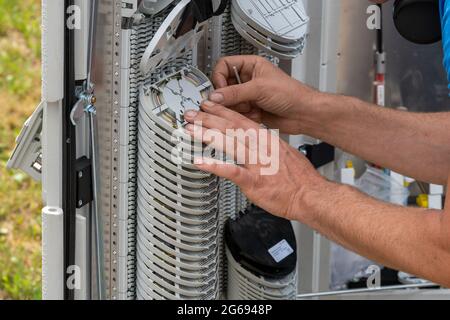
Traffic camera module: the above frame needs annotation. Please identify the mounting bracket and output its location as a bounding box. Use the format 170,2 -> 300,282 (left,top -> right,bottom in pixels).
7,102 -> 44,181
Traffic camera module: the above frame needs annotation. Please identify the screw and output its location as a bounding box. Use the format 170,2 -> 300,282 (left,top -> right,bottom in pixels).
78,200 -> 83,207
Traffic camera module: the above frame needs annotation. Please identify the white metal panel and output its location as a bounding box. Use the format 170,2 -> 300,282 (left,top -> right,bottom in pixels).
75,0 -> 90,81
42,0 -> 65,102
42,207 -> 64,300
75,214 -> 88,300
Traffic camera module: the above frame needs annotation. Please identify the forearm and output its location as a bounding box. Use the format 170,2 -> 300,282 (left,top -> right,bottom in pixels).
294,180 -> 450,287
298,92 -> 450,184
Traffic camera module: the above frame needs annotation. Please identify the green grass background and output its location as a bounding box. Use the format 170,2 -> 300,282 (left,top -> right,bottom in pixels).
0,0 -> 43,300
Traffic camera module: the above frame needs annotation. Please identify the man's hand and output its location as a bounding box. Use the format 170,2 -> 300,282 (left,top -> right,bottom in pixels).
209,55 -> 323,135
183,101 -> 326,221
182,102 -> 450,290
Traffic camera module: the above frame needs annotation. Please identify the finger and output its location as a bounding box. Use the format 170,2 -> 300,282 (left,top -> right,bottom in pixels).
243,110 -> 262,123
200,101 -> 260,130
185,124 -> 251,166
185,109 -> 234,134
194,158 -> 253,188
185,123 -> 280,178
228,103 -> 253,114
212,55 -> 261,88
209,81 -> 261,107
187,103 -> 273,154
185,103 -> 260,133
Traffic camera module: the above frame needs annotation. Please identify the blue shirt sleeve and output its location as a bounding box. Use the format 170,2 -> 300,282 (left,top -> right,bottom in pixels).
441,0 -> 450,93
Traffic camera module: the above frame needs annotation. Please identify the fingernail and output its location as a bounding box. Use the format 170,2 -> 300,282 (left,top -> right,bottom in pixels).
209,92 -> 224,103
184,110 -> 198,119
185,124 -> 195,132
202,100 -> 215,108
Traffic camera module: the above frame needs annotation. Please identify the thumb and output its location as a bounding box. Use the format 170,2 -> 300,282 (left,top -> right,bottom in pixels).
209,81 -> 260,107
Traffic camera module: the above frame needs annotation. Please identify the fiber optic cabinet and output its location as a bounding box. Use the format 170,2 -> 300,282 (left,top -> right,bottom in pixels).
8,0 -> 350,300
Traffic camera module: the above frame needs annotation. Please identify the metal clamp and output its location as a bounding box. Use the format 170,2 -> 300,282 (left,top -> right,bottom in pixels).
70,92 -> 96,126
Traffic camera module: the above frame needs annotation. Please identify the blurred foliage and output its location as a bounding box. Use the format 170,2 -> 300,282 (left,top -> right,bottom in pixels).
0,0 -> 42,300
0,0 -> 41,98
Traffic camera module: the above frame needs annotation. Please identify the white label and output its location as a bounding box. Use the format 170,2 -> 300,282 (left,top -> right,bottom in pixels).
341,168 -> 355,186
428,195 -> 443,210
377,85 -> 385,106
430,184 -> 444,195
268,240 -> 294,263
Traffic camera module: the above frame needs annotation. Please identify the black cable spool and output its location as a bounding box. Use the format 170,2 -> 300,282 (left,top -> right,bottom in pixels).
393,0 -> 442,44
176,0 -> 229,37
225,206 -> 297,279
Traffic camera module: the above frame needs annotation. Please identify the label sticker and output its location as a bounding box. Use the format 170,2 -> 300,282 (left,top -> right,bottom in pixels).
268,239 -> 294,263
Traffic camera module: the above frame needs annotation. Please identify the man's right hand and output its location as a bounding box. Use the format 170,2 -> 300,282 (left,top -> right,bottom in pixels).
209,55 -> 323,135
